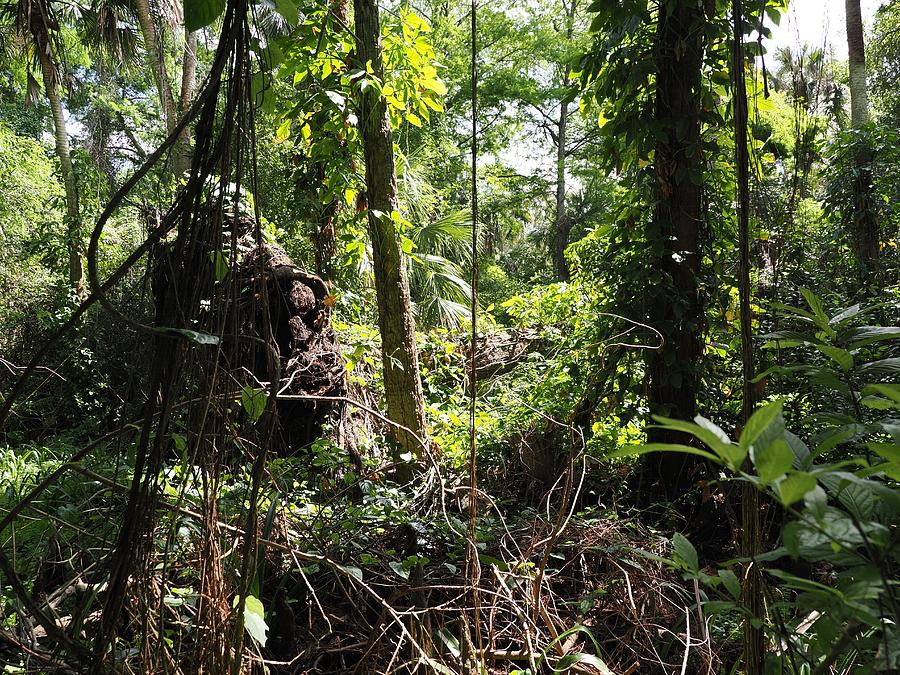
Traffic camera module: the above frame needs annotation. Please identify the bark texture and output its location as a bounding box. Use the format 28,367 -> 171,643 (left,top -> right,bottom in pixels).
38,38 -> 84,298
845,0 -> 879,285
133,0 -> 176,130
173,29 -> 197,175
552,0 -> 578,282
353,0 -> 427,458
553,97 -> 571,282
644,0 -> 705,497
845,0 -> 869,128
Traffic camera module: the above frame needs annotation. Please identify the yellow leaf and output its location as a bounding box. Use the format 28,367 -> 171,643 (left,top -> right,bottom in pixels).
421,78 -> 447,95
275,119 -> 291,143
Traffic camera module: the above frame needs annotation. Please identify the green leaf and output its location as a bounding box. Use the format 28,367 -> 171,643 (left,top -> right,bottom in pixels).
829,303 -> 861,325
740,400 -> 784,454
241,387 -> 267,422
435,627 -> 460,658
846,326 -> 900,348
719,569 -> 741,599
858,357 -> 900,376
752,438 -> 794,483
800,287 -> 830,329
164,328 -> 220,345
235,594 -> 268,647
341,565 -> 363,582
388,561 -> 409,580
862,384 -> 900,405
776,472 -> 817,506
211,250 -> 228,282
649,415 -> 738,464
815,344 -> 853,371
275,118 -> 292,143
272,0 -> 298,24
672,533 -> 698,571
607,443 -> 720,464
867,442 -> 900,464
553,653 -> 614,674
184,0 -> 225,32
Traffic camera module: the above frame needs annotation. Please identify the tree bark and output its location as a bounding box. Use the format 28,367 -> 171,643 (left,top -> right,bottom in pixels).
846,0 -> 869,128
134,0 -> 176,133
845,0 -> 879,287
644,0 -> 705,498
552,0 -> 577,283
732,1 -> 764,671
173,29 -> 197,175
353,0 -> 427,463
553,98 -> 570,282
39,53 -> 85,299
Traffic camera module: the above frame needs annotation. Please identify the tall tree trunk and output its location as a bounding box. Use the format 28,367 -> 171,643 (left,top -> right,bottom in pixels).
134,0 -> 176,133
644,0 -> 704,498
40,54 -> 85,299
846,0 -> 869,128
553,98 -> 570,282
732,2 -> 764,671
353,0 -> 427,464
552,0 -> 577,283
173,29 -> 197,175
845,0 -> 879,287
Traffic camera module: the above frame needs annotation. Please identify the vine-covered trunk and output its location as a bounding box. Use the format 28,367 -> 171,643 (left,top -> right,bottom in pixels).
353,0 -> 427,464
644,0 -> 704,497
845,0 -> 879,288
310,0 -> 349,283
40,55 -> 84,299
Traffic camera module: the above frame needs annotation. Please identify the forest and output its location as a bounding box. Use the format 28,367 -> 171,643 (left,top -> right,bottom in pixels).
0,0 -> 898,671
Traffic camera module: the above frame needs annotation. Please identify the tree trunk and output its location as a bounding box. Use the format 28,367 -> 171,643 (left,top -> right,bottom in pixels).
845,0 -> 879,287
731,1 -> 764,670
644,0 -> 705,498
173,29 -> 197,175
134,0 -> 176,134
552,0 -> 577,283
846,0 -> 869,128
553,98 -> 570,282
353,0 -> 427,464
40,55 -> 85,299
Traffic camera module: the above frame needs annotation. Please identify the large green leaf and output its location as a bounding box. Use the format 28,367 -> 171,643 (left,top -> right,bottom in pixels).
648,415 -> 739,465
740,400 -> 784,454
235,594 -> 268,647
672,532 -> 698,571
846,326 -> 900,349
241,387 -> 267,422
607,443 -> 720,464
858,357 -> 900,376
776,471 -> 817,506
815,344 -> 853,371
752,438 -> 794,483
184,0 -> 225,32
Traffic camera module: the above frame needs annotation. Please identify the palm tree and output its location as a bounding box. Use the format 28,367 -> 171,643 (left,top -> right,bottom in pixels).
79,0 -> 141,188
407,210 -> 474,329
131,0 -> 195,174
5,0 -> 85,298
